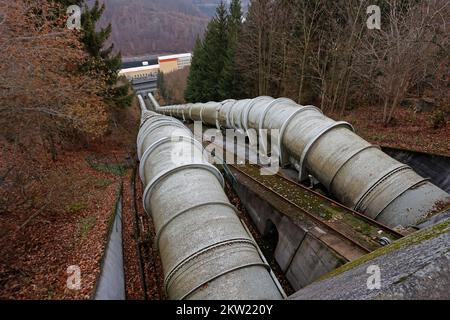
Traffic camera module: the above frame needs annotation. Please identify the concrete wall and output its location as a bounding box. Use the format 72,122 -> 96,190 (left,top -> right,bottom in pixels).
228,169 -> 347,291
159,60 -> 178,74
289,219 -> 450,300
119,67 -> 159,80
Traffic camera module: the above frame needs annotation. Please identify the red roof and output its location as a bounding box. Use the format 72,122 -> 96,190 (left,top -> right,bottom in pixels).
159,58 -> 177,63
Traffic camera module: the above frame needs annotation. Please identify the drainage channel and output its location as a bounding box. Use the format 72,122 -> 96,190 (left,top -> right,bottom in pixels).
94,186 -> 126,300
381,146 -> 450,193
94,163 -> 166,300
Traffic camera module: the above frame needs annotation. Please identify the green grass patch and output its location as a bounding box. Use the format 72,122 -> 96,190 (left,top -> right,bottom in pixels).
67,202 -> 87,214
95,178 -> 113,188
79,215 -> 96,240
86,155 -> 126,176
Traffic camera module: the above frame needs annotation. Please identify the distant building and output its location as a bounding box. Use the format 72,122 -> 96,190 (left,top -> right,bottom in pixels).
118,53 -> 192,81
118,64 -> 160,81
158,53 -> 192,74
122,56 -> 158,69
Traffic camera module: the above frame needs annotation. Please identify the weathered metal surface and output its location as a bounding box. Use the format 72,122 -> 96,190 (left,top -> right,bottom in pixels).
155,96 -> 450,228
136,95 -> 283,300
147,91 -> 161,110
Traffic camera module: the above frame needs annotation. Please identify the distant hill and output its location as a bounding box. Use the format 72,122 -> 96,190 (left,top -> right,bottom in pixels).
90,0 -> 249,58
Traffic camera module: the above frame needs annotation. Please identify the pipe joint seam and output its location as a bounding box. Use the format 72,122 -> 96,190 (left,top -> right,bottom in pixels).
189,105 -> 193,121
140,113 -> 159,128
225,101 -> 236,128
137,122 -> 189,159
179,262 -> 271,300
258,98 -> 296,154
242,96 -> 272,131
327,145 -> 382,191
138,115 -> 182,138
215,103 -> 225,129
199,105 -> 207,123
154,201 -> 239,252
353,164 -> 410,213
142,163 -> 224,214
355,165 -> 429,218
139,135 -> 204,182
298,121 -> 354,180
164,238 -> 267,297
278,106 -> 322,167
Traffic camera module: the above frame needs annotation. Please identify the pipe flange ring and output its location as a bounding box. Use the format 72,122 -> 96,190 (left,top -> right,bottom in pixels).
137,120 -> 189,159
154,201 -> 239,252
139,135 -> 202,182
327,145 -> 381,191
224,100 -> 237,128
179,262 -> 271,300
164,238 -> 264,297
353,164 -> 410,213
242,96 -> 272,131
258,98 -> 296,154
142,163 -> 224,214
298,121 -> 354,181
278,106 -> 322,166
137,119 -> 188,155
188,105 -> 193,120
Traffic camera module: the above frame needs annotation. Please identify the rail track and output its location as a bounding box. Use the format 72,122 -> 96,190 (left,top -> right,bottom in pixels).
272,165 -> 404,238
131,161 -> 165,299
228,163 -> 402,254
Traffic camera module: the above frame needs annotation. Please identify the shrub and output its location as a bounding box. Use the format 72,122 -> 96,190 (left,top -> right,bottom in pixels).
430,110 -> 448,129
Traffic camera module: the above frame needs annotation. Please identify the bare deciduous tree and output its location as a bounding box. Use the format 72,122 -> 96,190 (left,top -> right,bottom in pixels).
0,1 -> 109,140
0,0 -> 109,214
355,0 -> 449,124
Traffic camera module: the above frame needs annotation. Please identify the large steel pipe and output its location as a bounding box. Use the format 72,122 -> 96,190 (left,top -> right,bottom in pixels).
154,95 -> 450,228
137,95 -> 283,300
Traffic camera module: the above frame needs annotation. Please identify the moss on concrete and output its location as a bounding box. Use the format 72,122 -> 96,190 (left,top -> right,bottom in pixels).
318,218 -> 450,281
236,164 -> 399,250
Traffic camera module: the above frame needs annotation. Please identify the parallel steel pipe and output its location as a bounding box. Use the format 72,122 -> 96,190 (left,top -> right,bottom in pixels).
154,95 -> 450,228
137,95 -> 283,300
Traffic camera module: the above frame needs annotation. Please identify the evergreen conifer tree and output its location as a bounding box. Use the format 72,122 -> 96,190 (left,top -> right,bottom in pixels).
185,37 -> 207,102
185,1 -> 233,102
80,0 -> 133,108
219,0 -> 243,99
202,1 -> 229,101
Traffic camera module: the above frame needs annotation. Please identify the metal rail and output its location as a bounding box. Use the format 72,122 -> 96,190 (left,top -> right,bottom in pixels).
228,163 -> 373,255
270,167 -> 404,239
202,133 -> 402,241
